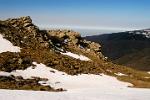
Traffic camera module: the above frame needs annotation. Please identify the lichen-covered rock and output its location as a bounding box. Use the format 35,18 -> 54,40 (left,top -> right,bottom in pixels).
47,30 -> 80,39
0,16 -> 105,59
6,16 -> 33,28
0,16 -> 106,74
46,29 -> 104,59
0,16 -> 46,49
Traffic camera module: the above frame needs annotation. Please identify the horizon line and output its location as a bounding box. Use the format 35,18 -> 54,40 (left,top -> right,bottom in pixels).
37,24 -> 143,31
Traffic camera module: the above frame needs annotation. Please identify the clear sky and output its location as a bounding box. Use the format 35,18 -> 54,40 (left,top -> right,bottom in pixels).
0,0 -> 150,31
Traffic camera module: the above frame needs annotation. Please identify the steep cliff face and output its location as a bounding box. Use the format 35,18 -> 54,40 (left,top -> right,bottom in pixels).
0,16 -> 150,90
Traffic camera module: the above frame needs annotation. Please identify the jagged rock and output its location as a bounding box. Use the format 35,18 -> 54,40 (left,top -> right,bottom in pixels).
46,30 -> 81,46
0,16 -> 44,49
18,58 -> 23,64
0,16 -> 106,74
46,29 -> 104,59
47,30 -> 80,39
89,42 -> 101,52
0,16 -> 104,59
6,16 -> 33,28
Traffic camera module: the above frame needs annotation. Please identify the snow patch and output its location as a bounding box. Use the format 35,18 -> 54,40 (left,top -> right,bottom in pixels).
142,32 -> 150,38
114,72 -> 127,76
1,88 -> 150,100
61,51 -> 91,61
0,72 -> 11,77
134,31 -> 150,38
0,62 -> 131,90
0,63 -> 150,100
0,34 -> 20,53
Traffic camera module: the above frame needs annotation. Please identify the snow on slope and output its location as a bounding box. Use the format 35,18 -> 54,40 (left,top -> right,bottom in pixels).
61,51 -> 91,61
114,72 -> 127,76
0,62 -> 131,89
0,88 -> 150,100
0,34 -> 20,53
0,62 -> 150,100
132,30 -> 150,38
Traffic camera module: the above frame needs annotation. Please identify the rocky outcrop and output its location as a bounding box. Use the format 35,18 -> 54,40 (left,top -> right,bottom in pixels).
0,16 -> 150,89
0,16 -> 41,49
0,16 -> 104,59
0,16 -> 106,74
46,29 -> 104,59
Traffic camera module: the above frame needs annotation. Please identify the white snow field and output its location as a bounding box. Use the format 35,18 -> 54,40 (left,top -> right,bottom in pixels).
61,51 -> 91,61
0,34 -> 20,53
0,62 -> 150,100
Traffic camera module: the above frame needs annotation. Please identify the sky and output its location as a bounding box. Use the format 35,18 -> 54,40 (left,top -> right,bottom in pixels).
0,0 -> 150,34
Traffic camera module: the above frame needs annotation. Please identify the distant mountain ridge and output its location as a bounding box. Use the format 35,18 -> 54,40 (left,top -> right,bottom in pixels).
85,29 -> 150,71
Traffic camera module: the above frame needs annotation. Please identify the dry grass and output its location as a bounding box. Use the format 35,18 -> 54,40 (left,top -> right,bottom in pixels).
0,17 -> 150,90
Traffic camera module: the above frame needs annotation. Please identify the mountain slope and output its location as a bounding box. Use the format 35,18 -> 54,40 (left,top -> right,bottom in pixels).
114,48 -> 150,71
0,16 -> 150,92
85,30 -> 150,71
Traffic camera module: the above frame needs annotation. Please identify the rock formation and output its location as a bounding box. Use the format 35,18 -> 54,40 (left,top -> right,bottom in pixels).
0,16 -> 104,59
0,16 -> 149,90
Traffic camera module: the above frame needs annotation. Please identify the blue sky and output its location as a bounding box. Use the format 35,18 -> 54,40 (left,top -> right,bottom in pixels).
0,0 -> 150,30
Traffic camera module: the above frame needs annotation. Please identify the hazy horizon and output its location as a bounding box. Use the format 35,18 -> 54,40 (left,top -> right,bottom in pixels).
38,25 -> 135,36
0,0 -> 150,36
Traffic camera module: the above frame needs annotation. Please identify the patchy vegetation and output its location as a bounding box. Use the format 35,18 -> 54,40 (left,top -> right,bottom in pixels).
0,16 -> 150,91
0,75 -> 63,91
